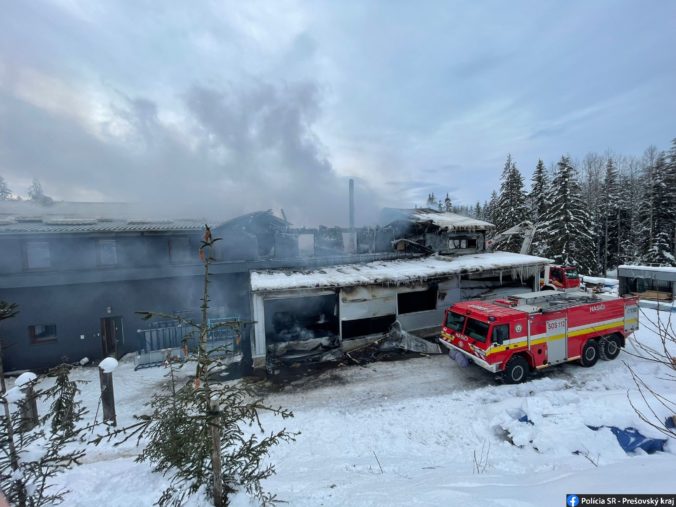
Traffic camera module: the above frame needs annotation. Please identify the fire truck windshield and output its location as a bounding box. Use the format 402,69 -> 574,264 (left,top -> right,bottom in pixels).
465,318 -> 489,342
445,312 -> 465,331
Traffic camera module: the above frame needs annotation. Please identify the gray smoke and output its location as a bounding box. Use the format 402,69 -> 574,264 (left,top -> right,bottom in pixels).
0,79 -> 380,226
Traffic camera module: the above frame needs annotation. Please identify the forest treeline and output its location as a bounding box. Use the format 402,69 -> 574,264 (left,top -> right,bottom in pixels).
426,139 -> 676,275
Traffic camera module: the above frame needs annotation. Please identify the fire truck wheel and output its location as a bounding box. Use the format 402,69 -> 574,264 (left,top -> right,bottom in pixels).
599,336 -> 621,361
580,340 -> 599,367
504,355 -> 529,384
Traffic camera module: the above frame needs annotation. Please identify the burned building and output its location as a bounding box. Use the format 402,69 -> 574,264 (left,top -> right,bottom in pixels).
0,201 -> 551,373
249,252 -> 548,372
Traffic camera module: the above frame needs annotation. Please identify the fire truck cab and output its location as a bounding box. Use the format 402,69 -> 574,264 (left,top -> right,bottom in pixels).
439,290 -> 639,383
541,264 -> 581,291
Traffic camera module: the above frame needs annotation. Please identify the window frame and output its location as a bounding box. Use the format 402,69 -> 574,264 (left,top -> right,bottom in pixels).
97,239 -> 118,266
28,324 -> 58,344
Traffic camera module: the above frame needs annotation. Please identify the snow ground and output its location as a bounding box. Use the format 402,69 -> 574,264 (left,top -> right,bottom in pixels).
5,308 -> 676,506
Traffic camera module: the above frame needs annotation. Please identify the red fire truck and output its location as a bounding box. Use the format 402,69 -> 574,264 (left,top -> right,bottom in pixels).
541,264 -> 581,291
439,290 -> 639,383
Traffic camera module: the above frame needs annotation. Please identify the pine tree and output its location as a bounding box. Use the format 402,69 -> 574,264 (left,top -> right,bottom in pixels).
485,191 -> 499,225
473,201 -> 482,219
618,168 -> 642,263
601,158 -> 621,274
93,226 -> 296,507
640,151 -> 675,265
444,193 -> 453,212
493,155 -> 529,251
529,159 -> 550,224
643,231 -> 675,266
0,176 -> 12,200
537,156 -> 596,274
0,360 -> 87,506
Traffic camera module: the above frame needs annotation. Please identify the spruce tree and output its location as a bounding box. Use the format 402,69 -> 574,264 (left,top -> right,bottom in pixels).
493,155 -> 529,251
485,191 -> 499,225
529,159 -> 550,224
640,151 -> 675,265
618,169 -> 642,263
538,156 -> 596,274
93,226 -> 296,507
601,158 -> 621,274
473,201 -> 482,219
444,193 -> 452,212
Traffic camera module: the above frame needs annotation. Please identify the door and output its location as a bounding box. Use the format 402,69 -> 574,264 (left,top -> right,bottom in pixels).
545,317 -> 567,363
101,316 -> 123,358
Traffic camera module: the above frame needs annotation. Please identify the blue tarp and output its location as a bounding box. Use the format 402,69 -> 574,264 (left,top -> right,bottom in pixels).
586,425 -> 667,454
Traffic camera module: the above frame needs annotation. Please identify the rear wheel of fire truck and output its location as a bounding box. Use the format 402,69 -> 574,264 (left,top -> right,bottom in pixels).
599,335 -> 622,361
579,340 -> 599,367
503,355 -> 529,384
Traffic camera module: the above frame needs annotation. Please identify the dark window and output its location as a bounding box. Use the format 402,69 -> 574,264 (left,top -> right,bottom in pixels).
97,239 -> 118,266
491,324 -> 509,344
398,287 -> 437,314
550,269 -> 563,282
25,241 -> 51,269
264,294 -> 339,343
445,312 -> 466,331
169,237 -> 192,264
448,237 -> 478,250
465,318 -> 489,342
28,324 -> 57,344
342,314 -> 396,340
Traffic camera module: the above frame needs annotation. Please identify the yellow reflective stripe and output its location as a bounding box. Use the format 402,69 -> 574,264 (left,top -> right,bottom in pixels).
568,320 -> 624,337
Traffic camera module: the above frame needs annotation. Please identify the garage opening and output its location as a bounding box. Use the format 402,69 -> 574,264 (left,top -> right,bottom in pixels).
264,294 -> 339,343
397,286 -> 438,314
342,314 -> 397,340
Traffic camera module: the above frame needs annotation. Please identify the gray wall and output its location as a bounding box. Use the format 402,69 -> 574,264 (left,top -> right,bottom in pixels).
0,272 -> 250,372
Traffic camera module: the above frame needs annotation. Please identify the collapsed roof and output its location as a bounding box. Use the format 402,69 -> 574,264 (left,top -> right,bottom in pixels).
380,208 -> 494,232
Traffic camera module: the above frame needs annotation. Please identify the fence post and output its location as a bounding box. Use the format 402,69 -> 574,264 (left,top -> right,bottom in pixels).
98,361 -> 117,426
19,383 -> 39,431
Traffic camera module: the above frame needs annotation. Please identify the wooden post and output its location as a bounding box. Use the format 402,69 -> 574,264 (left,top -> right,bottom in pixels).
19,383 -> 39,432
98,367 -> 116,426
209,399 -> 223,507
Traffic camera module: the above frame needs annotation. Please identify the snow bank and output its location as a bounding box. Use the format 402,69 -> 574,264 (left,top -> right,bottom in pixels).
15,371 -> 37,387
46,309 -> 675,507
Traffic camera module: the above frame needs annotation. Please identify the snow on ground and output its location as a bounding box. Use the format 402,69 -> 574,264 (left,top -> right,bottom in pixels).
5,308 -> 676,506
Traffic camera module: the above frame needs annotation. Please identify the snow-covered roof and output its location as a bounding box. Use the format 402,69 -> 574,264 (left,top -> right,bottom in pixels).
618,264 -> 676,282
0,218 -> 208,234
410,211 -> 494,231
251,252 -> 551,292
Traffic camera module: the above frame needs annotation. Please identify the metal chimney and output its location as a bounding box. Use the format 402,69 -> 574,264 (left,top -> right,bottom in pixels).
349,178 -> 355,230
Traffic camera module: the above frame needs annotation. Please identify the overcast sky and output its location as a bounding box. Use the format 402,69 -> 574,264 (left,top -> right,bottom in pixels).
1,1 -> 675,225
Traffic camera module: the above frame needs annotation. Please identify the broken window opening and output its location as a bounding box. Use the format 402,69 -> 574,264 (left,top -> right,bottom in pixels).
447,237 -> 478,250
341,314 -> 397,340
397,286 -> 438,314
264,294 -> 339,343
